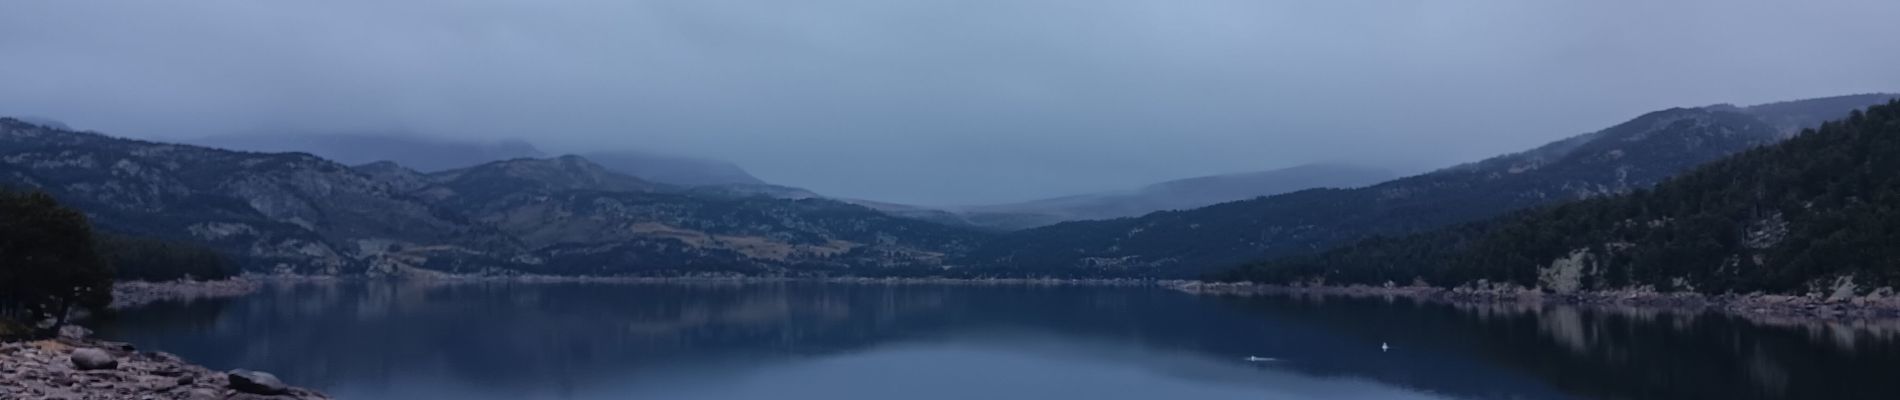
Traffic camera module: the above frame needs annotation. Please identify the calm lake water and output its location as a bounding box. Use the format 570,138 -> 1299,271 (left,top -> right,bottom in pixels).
98,282 -> 1900,399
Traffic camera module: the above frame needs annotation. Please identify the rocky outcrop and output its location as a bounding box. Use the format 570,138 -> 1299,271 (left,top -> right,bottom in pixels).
1,339 -> 329,399
226,370 -> 288,395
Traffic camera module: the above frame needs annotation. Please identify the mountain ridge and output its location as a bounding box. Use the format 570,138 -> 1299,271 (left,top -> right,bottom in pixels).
958,94 -> 1898,276
1221,99 -> 1900,295
951,163 -> 1395,230
0,119 -> 987,276
3,93 -> 1892,278
191,132 -> 768,187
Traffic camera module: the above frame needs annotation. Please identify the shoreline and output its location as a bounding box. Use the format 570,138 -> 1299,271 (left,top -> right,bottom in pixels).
395,273 -> 1158,286
109,275 -> 352,309
0,335 -> 328,399
105,274 -> 1156,309
1164,281 -> 1900,322
110,278 -> 263,309
112,274 -> 1900,323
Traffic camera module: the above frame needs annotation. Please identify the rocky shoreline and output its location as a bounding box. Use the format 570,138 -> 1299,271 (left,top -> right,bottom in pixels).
1166,281 -> 1900,321
110,279 -> 262,309
114,275 -> 1900,322
0,331 -> 328,399
392,272 -> 1159,287
109,275 -> 358,309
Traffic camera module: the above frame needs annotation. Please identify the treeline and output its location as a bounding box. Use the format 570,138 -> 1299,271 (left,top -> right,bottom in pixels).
97,233 -> 238,281
1219,100 -> 1900,294
2,188 -> 237,335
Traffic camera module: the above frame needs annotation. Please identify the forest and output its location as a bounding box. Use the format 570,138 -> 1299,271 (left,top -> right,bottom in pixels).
0,188 -> 235,335
1219,100 -> 1900,294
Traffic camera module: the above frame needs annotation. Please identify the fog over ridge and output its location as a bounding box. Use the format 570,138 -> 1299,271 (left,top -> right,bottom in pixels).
2,0 -> 1897,205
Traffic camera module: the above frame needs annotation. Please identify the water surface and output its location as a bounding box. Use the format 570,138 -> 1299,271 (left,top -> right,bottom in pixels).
100,282 -> 1900,399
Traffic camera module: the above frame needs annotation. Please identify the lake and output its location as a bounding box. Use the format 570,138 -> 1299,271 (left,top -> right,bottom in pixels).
98,281 -> 1900,399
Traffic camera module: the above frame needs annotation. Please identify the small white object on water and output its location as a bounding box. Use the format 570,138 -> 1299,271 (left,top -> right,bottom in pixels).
1245,356 -> 1278,362
1380,342 -> 1391,352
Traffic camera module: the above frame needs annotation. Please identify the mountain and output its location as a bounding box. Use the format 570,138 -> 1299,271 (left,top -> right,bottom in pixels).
580,151 -> 766,186
1222,99 -> 1900,295
957,164 -> 1394,230
0,122 -> 522,275
192,133 -> 769,187
192,132 -> 545,172
960,94 -> 1899,277
0,119 -> 988,276
12,117 -> 71,131
369,157 -> 985,275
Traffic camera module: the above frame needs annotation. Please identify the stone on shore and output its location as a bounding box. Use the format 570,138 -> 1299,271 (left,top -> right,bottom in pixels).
3,339 -> 330,399
228,369 -> 289,394
70,347 -> 117,370
58,325 -> 92,340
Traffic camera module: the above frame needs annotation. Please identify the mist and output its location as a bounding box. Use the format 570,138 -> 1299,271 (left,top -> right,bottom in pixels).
2,0 -> 1897,205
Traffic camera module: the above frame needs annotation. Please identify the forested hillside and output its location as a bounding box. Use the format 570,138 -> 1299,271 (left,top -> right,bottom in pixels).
960,94 -> 1896,277
1220,100 -> 1900,294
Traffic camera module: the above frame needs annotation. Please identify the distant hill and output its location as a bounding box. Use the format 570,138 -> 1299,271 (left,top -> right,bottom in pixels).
191,132 -> 544,172
956,164 -> 1394,230
191,133 -> 767,187
960,94 -> 1900,277
1222,99 -> 1900,295
12,116 -> 71,131
580,151 -> 765,186
0,119 -> 988,275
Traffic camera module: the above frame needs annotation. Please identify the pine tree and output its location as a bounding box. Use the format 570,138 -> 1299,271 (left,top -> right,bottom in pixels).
0,189 -> 112,334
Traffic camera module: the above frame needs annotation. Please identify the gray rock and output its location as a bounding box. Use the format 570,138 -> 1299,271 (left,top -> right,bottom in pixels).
187,388 -> 222,400
70,348 -> 117,370
58,325 -> 92,340
145,378 -> 180,392
227,369 -> 288,395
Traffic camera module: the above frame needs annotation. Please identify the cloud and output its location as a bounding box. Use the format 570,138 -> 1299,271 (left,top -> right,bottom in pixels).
2,0 -> 1897,205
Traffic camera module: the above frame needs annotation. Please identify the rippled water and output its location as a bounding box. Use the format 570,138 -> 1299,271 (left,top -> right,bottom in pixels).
97,282 -> 1900,399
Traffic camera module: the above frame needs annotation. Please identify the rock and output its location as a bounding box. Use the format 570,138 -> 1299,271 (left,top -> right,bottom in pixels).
227,369 -> 288,395
101,341 -> 137,352
187,388 -> 222,400
70,348 -> 117,370
58,325 -> 92,341
145,377 -> 181,392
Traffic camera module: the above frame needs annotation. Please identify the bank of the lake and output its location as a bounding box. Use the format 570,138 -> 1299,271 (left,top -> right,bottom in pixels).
1168,281 -> 1900,322
114,274 -> 1900,322
0,334 -> 330,399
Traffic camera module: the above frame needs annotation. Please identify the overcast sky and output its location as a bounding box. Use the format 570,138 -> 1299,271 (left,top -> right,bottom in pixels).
2,0 -> 1897,205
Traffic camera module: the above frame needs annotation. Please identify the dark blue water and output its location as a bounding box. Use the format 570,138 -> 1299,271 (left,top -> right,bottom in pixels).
97,282 -> 1900,399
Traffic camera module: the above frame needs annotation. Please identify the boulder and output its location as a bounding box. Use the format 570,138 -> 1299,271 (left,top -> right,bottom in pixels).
227,369 -> 288,395
70,348 -> 118,370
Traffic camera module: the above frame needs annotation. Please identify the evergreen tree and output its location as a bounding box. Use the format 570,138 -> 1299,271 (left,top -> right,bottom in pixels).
0,189 -> 112,333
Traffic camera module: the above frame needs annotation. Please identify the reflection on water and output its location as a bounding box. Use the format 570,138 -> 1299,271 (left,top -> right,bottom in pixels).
97,282 -> 1900,399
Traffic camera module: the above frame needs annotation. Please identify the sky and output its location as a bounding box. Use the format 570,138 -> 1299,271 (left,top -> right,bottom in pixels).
2,0 -> 1898,206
